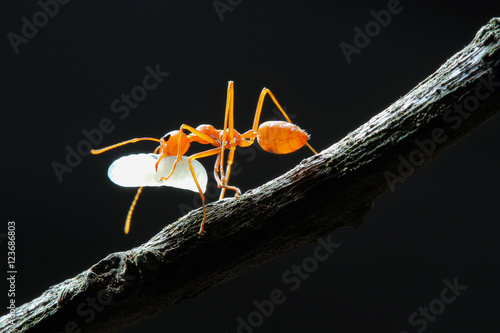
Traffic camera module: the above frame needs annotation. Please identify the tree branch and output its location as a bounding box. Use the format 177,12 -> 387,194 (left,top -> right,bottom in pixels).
3,17 -> 500,333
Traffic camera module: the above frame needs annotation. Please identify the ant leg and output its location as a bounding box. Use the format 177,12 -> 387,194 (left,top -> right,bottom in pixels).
124,186 -> 144,234
219,81 -> 235,184
157,153 -> 181,182
219,147 -> 241,200
213,153 -> 222,188
250,88 -> 318,154
218,81 -> 242,199
216,148 -> 241,199
186,148 -> 222,234
213,152 -> 240,199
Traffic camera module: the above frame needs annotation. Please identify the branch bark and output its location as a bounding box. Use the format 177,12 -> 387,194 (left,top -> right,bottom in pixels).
3,17 -> 500,333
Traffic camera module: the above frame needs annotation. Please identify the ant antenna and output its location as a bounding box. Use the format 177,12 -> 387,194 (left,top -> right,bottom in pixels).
91,137 -> 161,155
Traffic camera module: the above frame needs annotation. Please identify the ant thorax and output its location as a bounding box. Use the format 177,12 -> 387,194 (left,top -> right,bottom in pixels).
218,128 -> 242,147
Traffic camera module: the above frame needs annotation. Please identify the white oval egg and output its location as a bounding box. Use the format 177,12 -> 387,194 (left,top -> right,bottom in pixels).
107,153 -> 208,193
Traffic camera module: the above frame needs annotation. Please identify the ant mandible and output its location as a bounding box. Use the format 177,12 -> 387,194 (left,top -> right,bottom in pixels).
91,81 -> 317,234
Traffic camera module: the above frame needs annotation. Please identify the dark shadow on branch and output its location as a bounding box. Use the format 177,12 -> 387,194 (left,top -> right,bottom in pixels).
2,17 -> 500,333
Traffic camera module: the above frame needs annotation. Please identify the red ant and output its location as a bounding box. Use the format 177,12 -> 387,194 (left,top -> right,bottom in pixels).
91,81 -> 317,234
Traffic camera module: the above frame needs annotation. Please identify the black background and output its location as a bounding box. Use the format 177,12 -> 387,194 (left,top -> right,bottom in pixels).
1,1 -> 499,332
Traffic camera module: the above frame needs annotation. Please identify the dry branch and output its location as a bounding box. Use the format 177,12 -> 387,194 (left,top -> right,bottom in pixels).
2,17 -> 500,333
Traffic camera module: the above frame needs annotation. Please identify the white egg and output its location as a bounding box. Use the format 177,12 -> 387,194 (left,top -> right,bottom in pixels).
107,153 -> 208,193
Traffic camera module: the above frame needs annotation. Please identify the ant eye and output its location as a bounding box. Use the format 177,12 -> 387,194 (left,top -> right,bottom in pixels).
162,134 -> 171,141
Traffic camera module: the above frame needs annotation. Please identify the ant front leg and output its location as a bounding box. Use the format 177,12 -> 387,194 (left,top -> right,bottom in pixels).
157,153 -> 181,182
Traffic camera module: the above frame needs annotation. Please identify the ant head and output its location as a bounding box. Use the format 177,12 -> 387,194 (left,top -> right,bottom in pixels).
160,130 -> 190,156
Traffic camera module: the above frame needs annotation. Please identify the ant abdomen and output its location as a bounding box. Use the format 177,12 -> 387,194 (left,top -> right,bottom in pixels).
257,120 -> 309,154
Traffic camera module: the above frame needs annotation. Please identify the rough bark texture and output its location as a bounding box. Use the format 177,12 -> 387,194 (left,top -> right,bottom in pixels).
2,17 -> 500,333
